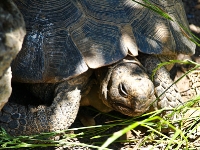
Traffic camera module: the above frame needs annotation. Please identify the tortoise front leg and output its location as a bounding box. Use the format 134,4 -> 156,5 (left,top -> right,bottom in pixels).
138,54 -> 183,133
0,71 -> 92,136
138,54 -> 182,110
0,83 -> 81,136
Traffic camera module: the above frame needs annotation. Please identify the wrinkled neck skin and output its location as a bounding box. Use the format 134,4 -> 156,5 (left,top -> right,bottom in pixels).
99,57 -> 156,117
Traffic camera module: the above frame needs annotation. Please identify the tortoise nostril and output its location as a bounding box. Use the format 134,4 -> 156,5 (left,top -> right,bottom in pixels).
118,83 -> 128,98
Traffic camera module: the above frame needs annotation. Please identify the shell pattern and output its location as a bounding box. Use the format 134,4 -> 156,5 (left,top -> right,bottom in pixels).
12,0 -> 195,83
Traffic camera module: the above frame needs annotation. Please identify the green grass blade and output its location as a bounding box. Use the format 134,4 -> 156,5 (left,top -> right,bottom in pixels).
100,116 -> 161,149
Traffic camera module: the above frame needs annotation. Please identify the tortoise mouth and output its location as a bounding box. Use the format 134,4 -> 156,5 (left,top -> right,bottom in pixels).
111,102 -> 149,117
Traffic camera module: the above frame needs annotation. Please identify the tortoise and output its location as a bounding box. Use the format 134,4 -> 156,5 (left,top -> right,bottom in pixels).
0,1 -> 25,111
0,0 -> 195,136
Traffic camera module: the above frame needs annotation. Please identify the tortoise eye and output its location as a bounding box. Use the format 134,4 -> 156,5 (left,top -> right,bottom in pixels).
118,83 -> 128,98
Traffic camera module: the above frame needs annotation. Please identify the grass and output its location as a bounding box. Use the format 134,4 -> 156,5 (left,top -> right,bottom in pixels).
0,95 -> 200,149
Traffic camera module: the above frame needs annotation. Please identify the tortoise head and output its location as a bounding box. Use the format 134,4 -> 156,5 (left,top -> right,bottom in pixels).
100,58 -> 155,117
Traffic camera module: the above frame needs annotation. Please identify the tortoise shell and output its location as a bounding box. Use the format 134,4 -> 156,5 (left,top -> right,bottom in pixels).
11,0 -> 195,83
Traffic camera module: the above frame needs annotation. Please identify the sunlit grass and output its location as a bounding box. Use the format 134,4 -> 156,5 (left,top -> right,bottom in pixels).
100,98 -> 200,149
